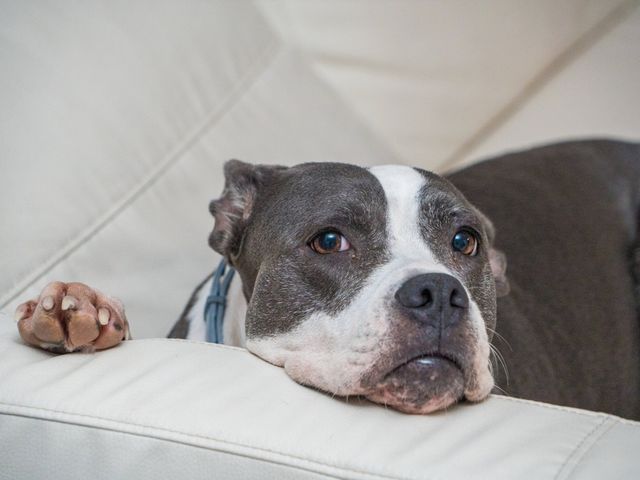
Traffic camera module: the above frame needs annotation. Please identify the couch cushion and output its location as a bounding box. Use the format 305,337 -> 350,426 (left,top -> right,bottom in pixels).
458,5 -> 640,167
1,315 -> 639,480
257,0 -> 634,169
0,1 -> 394,337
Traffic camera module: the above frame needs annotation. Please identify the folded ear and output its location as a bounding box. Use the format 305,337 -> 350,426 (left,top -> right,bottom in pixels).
208,159 -> 287,261
473,207 -> 510,297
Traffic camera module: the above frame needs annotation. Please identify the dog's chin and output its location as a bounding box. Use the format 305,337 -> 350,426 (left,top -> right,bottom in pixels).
365,356 -> 465,414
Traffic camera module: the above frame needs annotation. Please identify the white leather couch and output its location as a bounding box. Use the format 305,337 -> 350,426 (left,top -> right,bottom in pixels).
2,1 -> 639,478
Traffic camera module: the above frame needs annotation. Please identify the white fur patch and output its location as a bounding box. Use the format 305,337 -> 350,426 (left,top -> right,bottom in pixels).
223,275 -> 247,347
370,165 -> 449,274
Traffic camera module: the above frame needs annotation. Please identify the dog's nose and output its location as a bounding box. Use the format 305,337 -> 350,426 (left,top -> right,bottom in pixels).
395,273 -> 468,326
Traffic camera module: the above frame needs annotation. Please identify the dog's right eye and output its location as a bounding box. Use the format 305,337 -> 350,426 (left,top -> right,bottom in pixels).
309,231 -> 351,254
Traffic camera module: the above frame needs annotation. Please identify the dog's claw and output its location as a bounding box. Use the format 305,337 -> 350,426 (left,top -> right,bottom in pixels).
42,296 -> 54,311
98,308 -> 110,326
61,295 -> 78,311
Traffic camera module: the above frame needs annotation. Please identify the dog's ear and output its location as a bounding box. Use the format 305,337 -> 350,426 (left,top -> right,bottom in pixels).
208,159 -> 287,261
488,248 -> 509,297
474,207 -> 510,297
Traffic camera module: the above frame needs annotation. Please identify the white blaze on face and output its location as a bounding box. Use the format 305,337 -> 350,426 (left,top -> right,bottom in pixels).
248,165 -> 493,402
369,165 -> 448,272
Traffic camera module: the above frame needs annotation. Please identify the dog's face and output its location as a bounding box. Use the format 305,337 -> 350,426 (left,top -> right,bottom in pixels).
209,160 -> 508,414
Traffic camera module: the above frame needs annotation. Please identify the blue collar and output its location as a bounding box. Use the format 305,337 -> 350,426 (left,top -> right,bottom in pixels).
204,259 -> 236,344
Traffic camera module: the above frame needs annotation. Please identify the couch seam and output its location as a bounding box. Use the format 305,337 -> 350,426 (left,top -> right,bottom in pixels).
490,394 -> 639,425
0,404 -> 414,480
553,416 -> 616,480
441,0 -> 639,171
0,39 -> 283,310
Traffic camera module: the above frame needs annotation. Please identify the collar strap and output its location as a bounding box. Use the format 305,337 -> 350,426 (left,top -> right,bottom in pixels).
204,258 -> 236,344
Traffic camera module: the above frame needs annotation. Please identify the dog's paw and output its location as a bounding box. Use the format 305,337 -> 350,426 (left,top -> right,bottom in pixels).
14,281 -> 130,353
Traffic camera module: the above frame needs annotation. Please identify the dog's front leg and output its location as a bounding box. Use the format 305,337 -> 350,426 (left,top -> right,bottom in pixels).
14,281 -> 130,353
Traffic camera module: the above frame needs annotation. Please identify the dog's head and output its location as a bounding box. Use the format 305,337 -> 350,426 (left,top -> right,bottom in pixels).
209,160 -> 508,414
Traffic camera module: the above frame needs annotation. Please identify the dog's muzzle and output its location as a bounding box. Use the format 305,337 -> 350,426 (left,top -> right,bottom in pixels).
365,273 -> 472,414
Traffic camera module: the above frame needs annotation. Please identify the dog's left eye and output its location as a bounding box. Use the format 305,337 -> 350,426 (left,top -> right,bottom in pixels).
309,231 -> 351,254
452,229 -> 479,256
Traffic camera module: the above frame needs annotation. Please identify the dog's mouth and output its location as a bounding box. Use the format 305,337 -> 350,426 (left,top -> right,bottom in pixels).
364,353 -> 465,414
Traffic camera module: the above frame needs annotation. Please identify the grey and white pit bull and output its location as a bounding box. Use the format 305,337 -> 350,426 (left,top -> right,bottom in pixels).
15,139 -> 640,419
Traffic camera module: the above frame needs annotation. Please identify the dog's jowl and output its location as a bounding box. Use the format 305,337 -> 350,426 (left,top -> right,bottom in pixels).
16,139 -> 640,419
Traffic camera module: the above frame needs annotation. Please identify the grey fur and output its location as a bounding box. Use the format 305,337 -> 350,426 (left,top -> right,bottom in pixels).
446,139 -> 640,419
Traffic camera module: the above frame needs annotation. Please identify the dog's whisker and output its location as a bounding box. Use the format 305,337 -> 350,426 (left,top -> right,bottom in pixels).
491,384 -> 509,396
486,327 -> 513,352
489,343 -> 510,386
489,344 -> 507,379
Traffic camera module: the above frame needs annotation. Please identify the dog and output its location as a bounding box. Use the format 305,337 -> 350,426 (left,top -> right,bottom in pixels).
14,139 -> 640,419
